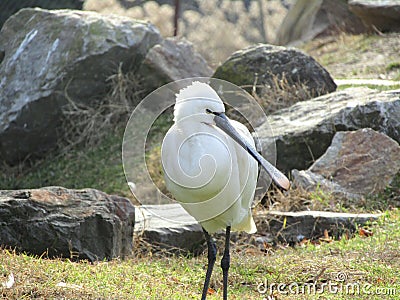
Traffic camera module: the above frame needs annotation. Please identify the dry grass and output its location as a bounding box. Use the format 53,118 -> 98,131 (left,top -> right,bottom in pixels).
249,73 -> 314,114
61,65 -> 143,151
145,145 -> 170,197
260,173 -> 400,215
0,67 -> 144,195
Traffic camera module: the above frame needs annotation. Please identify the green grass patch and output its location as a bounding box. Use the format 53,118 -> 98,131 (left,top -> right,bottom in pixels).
386,62 -> 400,71
386,62 -> 400,81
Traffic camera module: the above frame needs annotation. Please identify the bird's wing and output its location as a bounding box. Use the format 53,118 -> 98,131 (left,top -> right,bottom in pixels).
229,120 -> 258,206
228,120 -> 258,232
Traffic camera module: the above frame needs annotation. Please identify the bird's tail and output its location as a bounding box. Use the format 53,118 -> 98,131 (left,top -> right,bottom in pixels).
232,212 -> 257,234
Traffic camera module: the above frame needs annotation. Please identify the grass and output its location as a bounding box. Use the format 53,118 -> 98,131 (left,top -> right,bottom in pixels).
1,209 -> 399,299
301,33 -> 400,81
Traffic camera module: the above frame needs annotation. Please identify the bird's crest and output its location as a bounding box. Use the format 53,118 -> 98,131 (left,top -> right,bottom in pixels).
176,81 -> 220,103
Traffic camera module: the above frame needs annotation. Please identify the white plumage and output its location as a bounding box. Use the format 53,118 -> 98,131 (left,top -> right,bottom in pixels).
160,81 -> 289,300
162,81 -> 257,234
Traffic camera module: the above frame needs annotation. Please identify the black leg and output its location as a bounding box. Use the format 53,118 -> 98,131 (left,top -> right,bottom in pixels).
201,228 -> 217,300
221,226 -> 231,300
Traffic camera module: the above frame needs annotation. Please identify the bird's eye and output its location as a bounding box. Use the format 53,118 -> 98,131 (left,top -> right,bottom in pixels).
205,109 -> 213,114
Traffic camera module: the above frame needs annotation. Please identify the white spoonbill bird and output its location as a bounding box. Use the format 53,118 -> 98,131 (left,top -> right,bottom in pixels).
161,81 -> 290,300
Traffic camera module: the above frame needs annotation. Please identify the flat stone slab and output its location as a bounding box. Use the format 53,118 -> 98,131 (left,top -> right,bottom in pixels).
135,204 -> 204,254
134,204 -> 382,250
276,0 -> 368,45
256,210 -> 381,243
335,79 -> 400,87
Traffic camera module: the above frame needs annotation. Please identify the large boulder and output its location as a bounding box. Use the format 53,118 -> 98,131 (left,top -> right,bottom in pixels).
256,88 -> 400,173
137,37 -> 213,95
275,0 -> 369,46
0,187 -> 135,261
292,128 -> 400,199
0,0 -> 84,29
213,43 -> 336,101
349,0 -> 400,32
0,8 -> 161,164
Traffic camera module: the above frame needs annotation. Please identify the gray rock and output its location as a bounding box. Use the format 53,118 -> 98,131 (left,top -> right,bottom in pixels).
256,87 -> 400,173
137,37 -> 213,95
276,0 -> 369,45
213,43 -> 336,101
255,210 -> 382,243
0,8 -> 161,164
135,204 -> 204,254
291,169 -> 352,197
0,0 -> 84,29
292,128 -> 400,199
0,187 -> 135,261
349,0 -> 400,32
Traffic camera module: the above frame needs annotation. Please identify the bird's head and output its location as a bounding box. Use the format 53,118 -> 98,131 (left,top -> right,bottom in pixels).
172,81 -> 291,191
173,81 -> 225,123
